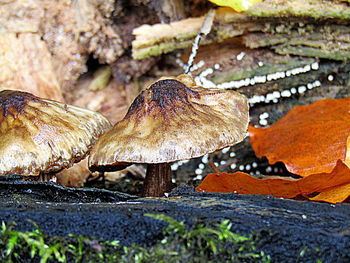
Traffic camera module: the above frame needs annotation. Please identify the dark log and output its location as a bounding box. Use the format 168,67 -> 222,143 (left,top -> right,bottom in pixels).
0,184 -> 349,262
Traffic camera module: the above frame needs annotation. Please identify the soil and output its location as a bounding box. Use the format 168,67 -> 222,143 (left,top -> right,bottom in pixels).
0,181 -> 349,263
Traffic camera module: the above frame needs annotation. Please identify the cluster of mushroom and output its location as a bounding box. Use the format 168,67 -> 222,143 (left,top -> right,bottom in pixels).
0,74 -> 249,197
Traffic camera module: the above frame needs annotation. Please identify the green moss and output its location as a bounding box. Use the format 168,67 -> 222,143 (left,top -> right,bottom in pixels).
243,27 -> 350,61
0,215 -> 270,263
133,40 -> 194,60
274,45 -> 350,60
247,0 -> 350,19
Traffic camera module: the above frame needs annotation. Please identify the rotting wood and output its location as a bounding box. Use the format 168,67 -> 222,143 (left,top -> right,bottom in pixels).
0,0 -> 123,101
0,33 -> 63,101
132,0 -> 350,60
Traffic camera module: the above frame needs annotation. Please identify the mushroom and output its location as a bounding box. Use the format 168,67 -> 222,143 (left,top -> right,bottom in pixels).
89,74 -> 249,197
0,90 -> 111,177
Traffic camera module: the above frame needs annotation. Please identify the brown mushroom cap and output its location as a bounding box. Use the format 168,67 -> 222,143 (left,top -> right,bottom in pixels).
89,74 -> 249,171
0,90 -> 111,176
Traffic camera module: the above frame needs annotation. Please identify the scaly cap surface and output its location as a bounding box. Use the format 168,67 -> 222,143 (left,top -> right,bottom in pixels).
89,74 -> 249,171
0,90 -> 111,176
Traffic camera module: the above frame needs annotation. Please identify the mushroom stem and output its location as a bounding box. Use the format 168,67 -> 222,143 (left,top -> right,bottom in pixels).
99,172 -> 105,186
38,173 -> 54,182
141,163 -> 172,197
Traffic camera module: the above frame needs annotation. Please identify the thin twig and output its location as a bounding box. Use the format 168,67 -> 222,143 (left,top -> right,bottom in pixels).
208,161 -> 220,173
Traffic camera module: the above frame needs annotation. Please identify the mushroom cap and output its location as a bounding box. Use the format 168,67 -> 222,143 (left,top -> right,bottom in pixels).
89,74 -> 249,171
0,90 -> 111,176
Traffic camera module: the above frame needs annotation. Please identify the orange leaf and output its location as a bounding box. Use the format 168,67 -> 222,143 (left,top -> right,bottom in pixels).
196,160 -> 350,201
345,135 -> 350,167
310,182 -> 350,203
249,97 -> 350,176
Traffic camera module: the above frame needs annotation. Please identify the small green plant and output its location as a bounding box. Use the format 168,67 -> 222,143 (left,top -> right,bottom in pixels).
145,213 -> 271,263
0,221 -> 121,263
0,215 -> 270,263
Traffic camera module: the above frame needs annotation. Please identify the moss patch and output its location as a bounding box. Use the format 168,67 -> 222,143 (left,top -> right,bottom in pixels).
248,0 -> 350,19
0,214 -> 270,263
